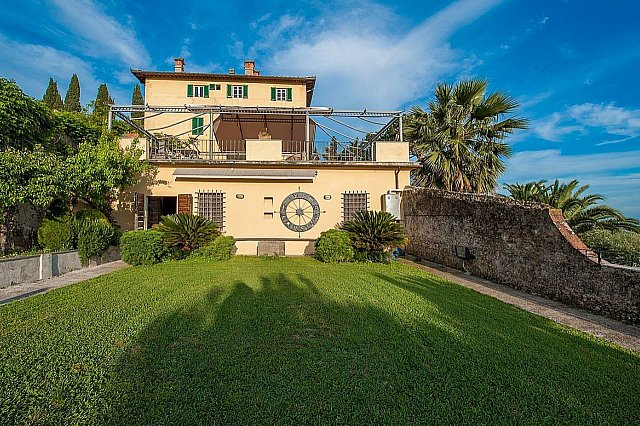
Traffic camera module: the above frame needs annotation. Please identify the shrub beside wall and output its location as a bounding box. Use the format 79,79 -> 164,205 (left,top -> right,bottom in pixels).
37,216 -> 73,252
192,236 -> 236,261
314,230 -> 354,263
120,230 -> 168,266
76,219 -> 117,264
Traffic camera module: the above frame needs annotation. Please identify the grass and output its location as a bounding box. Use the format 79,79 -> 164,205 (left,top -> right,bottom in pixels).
0,257 -> 638,424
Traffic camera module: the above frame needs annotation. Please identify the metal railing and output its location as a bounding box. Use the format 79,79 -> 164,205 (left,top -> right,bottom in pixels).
148,138 -> 375,162
149,138 -> 246,161
578,248 -> 640,268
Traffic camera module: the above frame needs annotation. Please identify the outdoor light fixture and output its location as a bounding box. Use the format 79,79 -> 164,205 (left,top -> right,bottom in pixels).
236,194 -> 245,199
323,195 -> 331,200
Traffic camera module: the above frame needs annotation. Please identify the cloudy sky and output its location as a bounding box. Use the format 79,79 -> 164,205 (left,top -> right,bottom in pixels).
1,0 -> 638,216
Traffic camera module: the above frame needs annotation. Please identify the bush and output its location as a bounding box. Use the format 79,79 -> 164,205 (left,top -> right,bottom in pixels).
154,214 -> 219,252
340,210 -> 407,263
74,208 -> 109,223
120,230 -> 168,266
38,216 -> 73,251
580,229 -> 640,266
314,229 -> 354,262
76,219 -> 116,263
192,236 -> 236,261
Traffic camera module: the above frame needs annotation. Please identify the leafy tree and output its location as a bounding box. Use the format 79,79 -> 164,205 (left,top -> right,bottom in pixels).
91,83 -> 114,124
65,133 -> 150,211
131,83 -> 144,125
50,111 -> 101,154
43,77 -> 64,110
64,74 -> 82,112
406,79 -> 528,193
154,214 -> 219,252
504,179 -> 640,234
0,78 -> 54,150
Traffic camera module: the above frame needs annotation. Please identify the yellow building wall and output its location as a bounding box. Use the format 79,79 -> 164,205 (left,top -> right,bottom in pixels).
113,165 -> 412,256
142,78 -> 308,138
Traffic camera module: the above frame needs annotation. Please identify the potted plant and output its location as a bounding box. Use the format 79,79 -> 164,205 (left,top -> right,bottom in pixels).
257,130 -> 271,140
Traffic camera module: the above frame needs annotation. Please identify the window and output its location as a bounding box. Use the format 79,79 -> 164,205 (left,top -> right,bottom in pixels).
342,191 -> 369,222
271,87 -> 293,101
209,83 -> 221,91
227,84 -> 248,99
187,84 -> 209,98
192,117 -> 204,135
197,191 -> 225,230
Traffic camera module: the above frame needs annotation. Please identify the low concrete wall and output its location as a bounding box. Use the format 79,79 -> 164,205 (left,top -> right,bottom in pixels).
402,187 -> 640,323
0,246 -> 120,289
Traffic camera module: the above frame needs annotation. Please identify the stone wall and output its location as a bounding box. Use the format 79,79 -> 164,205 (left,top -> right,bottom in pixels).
402,187 -> 640,323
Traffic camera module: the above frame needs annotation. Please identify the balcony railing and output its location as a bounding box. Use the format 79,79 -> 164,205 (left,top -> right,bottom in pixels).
148,138 -> 378,162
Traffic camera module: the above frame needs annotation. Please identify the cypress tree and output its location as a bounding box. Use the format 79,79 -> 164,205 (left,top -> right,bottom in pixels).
64,74 -> 82,112
131,84 -> 144,125
92,83 -> 114,123
43,77 -> 64,110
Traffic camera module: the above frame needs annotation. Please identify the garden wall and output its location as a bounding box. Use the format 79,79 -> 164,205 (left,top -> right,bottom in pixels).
0,247 -> 120,289
402,187 -> 640,323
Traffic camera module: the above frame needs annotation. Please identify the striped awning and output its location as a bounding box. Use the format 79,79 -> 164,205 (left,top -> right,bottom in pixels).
173,168 -> 317,181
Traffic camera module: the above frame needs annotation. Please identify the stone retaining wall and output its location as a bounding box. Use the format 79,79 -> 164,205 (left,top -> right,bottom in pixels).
0,246 -> 120,288
402,187 -> 640,323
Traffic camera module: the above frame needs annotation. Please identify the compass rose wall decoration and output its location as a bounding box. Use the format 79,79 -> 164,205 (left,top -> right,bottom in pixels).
279,192 -> 321,233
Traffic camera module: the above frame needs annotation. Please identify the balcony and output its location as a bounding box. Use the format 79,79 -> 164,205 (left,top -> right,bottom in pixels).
143,138 -> 409,163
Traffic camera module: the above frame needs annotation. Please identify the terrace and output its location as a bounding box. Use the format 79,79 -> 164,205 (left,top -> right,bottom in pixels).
109,105 -> 410,163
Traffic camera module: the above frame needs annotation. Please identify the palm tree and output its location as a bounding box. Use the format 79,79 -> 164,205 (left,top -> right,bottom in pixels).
406,79 -> 528,193
504,179 -> 640,234
154,213 -> 219,252
340,210 -> 407,254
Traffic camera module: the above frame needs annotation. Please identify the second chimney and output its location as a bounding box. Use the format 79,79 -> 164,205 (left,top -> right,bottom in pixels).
229,68 -> 235,75
244,60 -> 255,76
174,58 -> 185,73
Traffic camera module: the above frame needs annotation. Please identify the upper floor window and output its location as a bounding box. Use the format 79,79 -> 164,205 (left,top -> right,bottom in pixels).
271,87 -> 292,102
209,83 -> 221,91
227,84 -> 248,99
187,84 -> 209,98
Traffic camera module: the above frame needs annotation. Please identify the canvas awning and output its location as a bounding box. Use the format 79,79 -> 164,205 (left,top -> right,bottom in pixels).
213,113 -> 316,142
173,168 -> 317,181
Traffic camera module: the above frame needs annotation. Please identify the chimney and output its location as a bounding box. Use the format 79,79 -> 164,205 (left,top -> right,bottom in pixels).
244,60 -> 255,76
174,58 -> 185,73
229,68 -> 235,75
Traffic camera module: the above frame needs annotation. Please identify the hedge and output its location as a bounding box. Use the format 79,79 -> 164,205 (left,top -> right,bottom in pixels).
314,229 -> 354,263
120,230 -> 168,266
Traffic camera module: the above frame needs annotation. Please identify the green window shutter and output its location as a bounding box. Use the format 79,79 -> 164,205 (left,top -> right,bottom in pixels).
204,85 -> 209,98
226,84 -> 232,98
199,117 -> 204,134
271,87 -> 276,101
191,117 -> 198,135
209,83 -> 216,90
243,85 -> 248,99
286,88 -> 292,101
187,84 -> 193,97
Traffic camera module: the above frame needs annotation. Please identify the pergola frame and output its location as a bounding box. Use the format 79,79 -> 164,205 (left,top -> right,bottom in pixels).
109,105 -> 404,144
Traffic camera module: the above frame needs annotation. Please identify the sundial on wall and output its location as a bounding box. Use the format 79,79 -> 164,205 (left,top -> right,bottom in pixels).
280,192 -> 321,233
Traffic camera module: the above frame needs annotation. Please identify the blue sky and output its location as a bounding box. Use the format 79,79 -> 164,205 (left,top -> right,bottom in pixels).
1,0 -> 639,216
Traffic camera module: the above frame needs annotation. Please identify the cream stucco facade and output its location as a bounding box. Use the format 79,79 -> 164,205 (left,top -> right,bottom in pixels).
114,59 -> 417,255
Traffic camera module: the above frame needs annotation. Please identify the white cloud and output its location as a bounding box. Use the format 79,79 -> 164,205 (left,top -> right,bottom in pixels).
249,0 -> 505,108
47,0 -> 150,68
0,34 -> 101,105
532,102 -> 640,143
501,149 -> 640,218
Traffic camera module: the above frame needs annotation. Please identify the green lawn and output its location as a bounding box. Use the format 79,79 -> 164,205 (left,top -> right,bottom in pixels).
0,257 -> 638,424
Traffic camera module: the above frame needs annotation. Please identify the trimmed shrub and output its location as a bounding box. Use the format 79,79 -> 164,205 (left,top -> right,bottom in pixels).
76,219 -> 116,263
120,230 -> 168,266
74,208 -> 109,224
154,214 -> 219,252
37,216 -> 73,251
192,235 -> 236,261
353,249 -> 393,264
314,229 -> 354,262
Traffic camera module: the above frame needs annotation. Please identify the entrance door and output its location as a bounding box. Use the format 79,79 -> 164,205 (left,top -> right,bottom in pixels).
147,196 -> 177,228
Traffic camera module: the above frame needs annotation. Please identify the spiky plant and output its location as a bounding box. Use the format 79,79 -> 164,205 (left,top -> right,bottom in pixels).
340,210 -> 407,255
154,214 -> 219,252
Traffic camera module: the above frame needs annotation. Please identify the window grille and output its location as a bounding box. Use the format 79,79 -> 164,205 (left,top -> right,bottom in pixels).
196,190 -> 225,230
342,191 -> 369,222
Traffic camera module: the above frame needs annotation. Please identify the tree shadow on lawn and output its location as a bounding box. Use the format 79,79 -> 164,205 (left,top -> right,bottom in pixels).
98,269 -> 640,424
